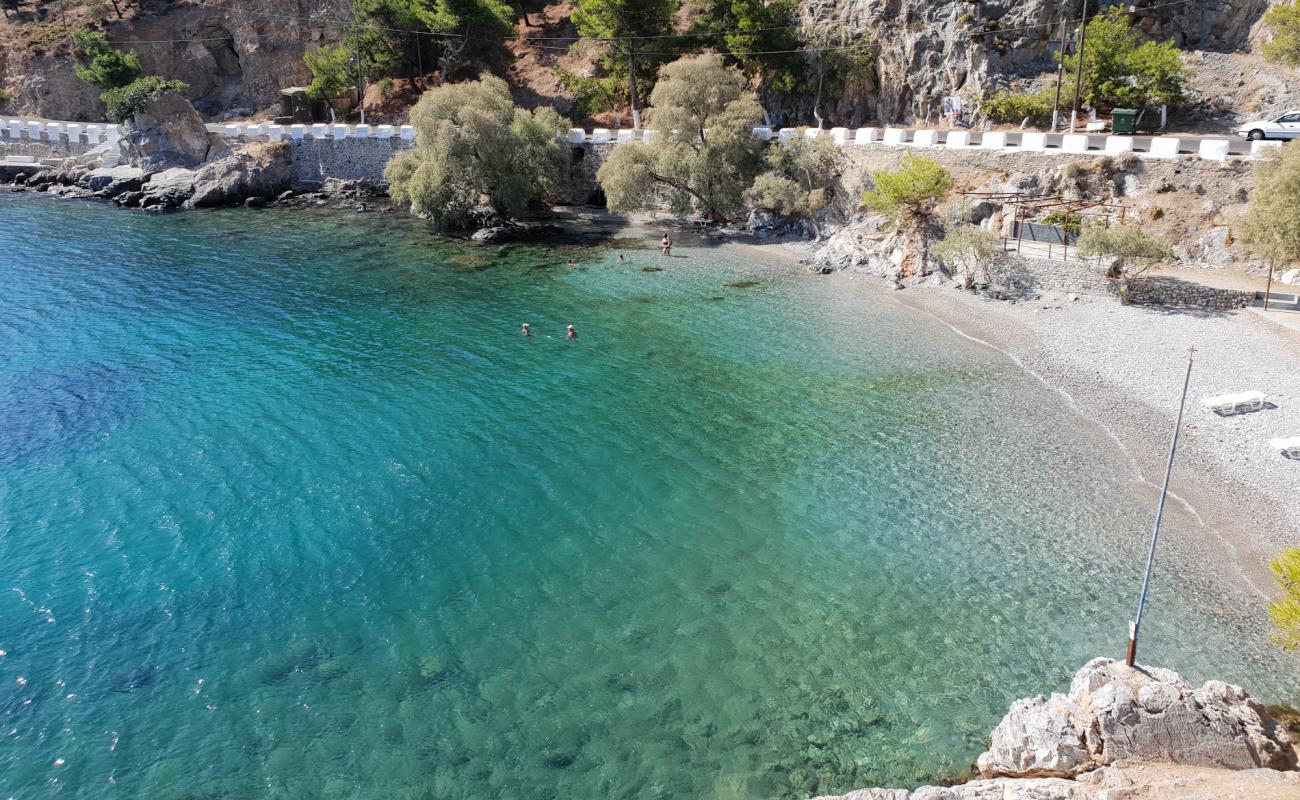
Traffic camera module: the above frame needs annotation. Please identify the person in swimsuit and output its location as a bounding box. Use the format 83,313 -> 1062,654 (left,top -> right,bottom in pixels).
521,323 -> 531,337
566,325 -> 577,340
661,234 -> 672,256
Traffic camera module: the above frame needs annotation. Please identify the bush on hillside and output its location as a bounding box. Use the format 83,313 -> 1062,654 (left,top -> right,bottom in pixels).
861,155 -> 953,223
72,29 -> 142,91
101,76 -> 190,122
1263,1 -> 1300,67
1061,7 -> 1190,110
1269,548 -> 1300,651
982,89 -> 1055,126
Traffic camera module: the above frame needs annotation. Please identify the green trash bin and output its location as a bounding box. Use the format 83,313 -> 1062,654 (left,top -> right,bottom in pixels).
1111,108 -> 1138,134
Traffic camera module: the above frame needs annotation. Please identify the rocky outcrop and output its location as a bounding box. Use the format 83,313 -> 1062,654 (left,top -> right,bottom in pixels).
814,659 -> 1297,800
811,215 -> 940,281
978,657 -> 1297,778
122,90 -> 228,173
186,142 -> 292,207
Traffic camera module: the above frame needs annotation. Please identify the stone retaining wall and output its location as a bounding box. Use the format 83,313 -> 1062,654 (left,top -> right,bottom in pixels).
995,254 -> 1115,296
287,136 -> 412,187
1125,277 -> 1254,309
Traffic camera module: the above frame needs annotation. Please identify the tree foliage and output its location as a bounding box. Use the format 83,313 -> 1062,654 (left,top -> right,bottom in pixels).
421,0 -> 515,38
687,0 -> 803,109
1061,7 -> 1190,110
746,136 -> 841,238
933,226 -> 1001,288
1076,222 -> 1172,282
102,76 -> 190,122
1241,142 -> 1300,267
861,155 -> 953,223
305,44 -> 356,102
555,68 -> 627,120
384,74 -> 567,229
982,88 -> 1055,125
571,0 -> 679,127
73,29 -> 142,91
1268,548 -> 1300,652
596,54 -> 764,219
1263,1 -> 1300,67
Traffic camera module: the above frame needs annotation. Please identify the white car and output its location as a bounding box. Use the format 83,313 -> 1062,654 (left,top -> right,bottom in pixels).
1237,112 -> 1300,140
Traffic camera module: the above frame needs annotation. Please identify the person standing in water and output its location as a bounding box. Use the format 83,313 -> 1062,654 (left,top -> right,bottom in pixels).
661,234 -> 672,256
566,325 -> 577,341
521,323 -> 532,337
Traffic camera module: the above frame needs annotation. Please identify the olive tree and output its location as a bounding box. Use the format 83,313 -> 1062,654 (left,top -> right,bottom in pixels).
384,75 -> 567,229
1076,223 -> 1172,301
596,54 -> 765,220
744,135 -> 841,239
1241,142 -> 1300,308
932,225 -> 1001,289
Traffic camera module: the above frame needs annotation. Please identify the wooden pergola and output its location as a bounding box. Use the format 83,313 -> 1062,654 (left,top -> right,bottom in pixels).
960,191 -> 1130,262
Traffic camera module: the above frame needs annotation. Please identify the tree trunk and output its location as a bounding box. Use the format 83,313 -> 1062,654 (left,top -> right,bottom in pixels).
628,42 -> 641,130
812,67 -> 826,129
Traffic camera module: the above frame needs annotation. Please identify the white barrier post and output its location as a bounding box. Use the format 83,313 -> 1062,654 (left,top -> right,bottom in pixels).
1148,136 -> 1180,158
829,127 -> 850,144
882,128 -> 908,145
980,131 -> 1007,150
290,124 -> 305,140
224,124 -> 241,138
1062,134 -> 1090,153
642,129 -> 656,143
1104,136 -> 1134,155
777,128 -> 801,145
85,125 -> 102,144
803,127 -> 823,140
353,124 -> 371,139
44,123 -> 63,143
591,128 -> 611,143
376,124 -> 395,139
912,130 -> 939,147
853,127 -> 879,144
245,124 -> 264,140
945,131 -> 970,149
752,126 -> 773,141
399,125 -> 415,141
267,124 -> 286,140
331,124 -> 349,139
310,123 -> 327,138
26,121 -> 42,140
1252,140 -> 1283,159
1198,139 -> 1230,162
566,128 -> 585,143
616,129 -> 638,144
66,124 -> 82,144
1021,131 -> 1048,151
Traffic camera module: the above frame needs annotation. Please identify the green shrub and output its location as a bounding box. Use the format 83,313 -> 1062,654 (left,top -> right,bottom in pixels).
1041,211 -> 1082,236
1263,1 -> 1300,66
305,44 -> 355,102
555,68 -> 626,121
862,155 -> 953,222
1060,7 -> 1190,110
101,76 -> 190,122
0,87 -> 9,109
72,29 -> 142,90
1269,548 -> 1300,651
982,89 -> 1054,125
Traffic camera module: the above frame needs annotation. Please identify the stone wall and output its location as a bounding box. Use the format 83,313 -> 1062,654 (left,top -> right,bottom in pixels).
994,254 -> 1115,296
287,136 -> 412,188
562,142 -> 611,206
1125,276 -> 1254,309
0,138 -> 98,160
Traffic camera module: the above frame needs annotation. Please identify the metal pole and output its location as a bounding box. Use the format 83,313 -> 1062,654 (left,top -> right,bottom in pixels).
1070,0 -> 1089,134
1051,18 -> 1068,133
1265,259 -> 1275,312
1126,345 -> 1196,668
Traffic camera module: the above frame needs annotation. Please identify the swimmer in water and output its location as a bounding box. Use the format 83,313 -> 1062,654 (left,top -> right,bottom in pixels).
661,234 -> 672,256
566,325 -> 577,340
521,323 -> 531,337
618,254 -> 625,263
566,257 -> 576,267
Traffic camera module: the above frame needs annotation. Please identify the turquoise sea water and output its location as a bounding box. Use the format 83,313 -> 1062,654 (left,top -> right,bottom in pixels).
0,193 -> 1295,800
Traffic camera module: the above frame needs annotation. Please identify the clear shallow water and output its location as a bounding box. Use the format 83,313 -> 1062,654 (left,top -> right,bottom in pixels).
0,194 -> 1295,800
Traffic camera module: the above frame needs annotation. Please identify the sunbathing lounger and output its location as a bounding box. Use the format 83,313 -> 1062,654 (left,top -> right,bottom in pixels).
1270,437 -> 1300,459
1200,391 -> 1267,416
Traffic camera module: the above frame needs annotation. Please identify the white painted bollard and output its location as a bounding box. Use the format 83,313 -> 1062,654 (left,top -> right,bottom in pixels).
290,124 -> 305,140
1198,138 -> 1230,162
777,128 -> 801,145
44,123 -> 62,143
912,129 -> 939,147
1252,140 -> 1283,159
752,126 -> 773,141
105,124 -> 120,139
980,131 -> 1007,150
853,127 -> 879,144
266,124 -> 285,140
224,124 -> 241,138
1148,136 -> 1180,158
642,129 -> 657,143
353,124 -> 371,139
830,127 -> 850,144
376,124 -> 395,139
1062,134 -> 1090,153
616,129 -> 638,144
566,128 -> 586,143
399,125 -> 415,141
1021,131 -> 1048,151
244,124 -> 263,139
331,124 -> 349,139
311,123 -> 328,138
882,128 -> 908,145
66,124 -> 82,144
803,127 -> 823,140
26,121 -> 42,139
945,131 -> 970,149
591,128 -> 611,143
1104,136 -> 1134,155
85,125 -> 102,144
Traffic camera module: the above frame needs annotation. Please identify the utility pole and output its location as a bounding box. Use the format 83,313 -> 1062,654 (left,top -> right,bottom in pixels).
1051,17 -> 1068,133
1126,345 -> 1195,668
351,0 -> 365,124
1069,0 -> 1089,133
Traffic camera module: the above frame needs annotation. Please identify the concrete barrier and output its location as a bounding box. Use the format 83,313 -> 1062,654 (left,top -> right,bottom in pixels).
290,124 -> 305,140
981,131 -> 1007,150
66,124 -> 82,144
5,120 -> 19,139
883,128 -> 908,145
945,131 -> 970,149
85,125 -> 102,144
26,121 -> 42,139
1198,139 -> 1230,162
1148,136 -> 1180,158
224,124 -> 241,138
353,124 -> 371,139
778,128 -> 801,145
803,127 -> 823,140
913,130 -> 939,147
617,129 -> 639,143
591,128 -> 611,143
1021,132 -> 1048,151
311,123 -> 328,138
245,124 -> 263,139
830,127 -> 850,144
1104,136 -> 1135,155
1062,134 -> 1090,153
331,124 -> 349,139
44,123 -> 62,142
854,127 -> 879,144
642,129 -> 657,143
752,126 -> 773,141
1252,140 -> 1283,159
566,128 -> 585,143
266,124 -> 285,140
376,124 -> 394,139
399,125 -> 415,141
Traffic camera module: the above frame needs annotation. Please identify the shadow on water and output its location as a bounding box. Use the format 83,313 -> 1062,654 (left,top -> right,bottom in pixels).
0,364 -> 147,466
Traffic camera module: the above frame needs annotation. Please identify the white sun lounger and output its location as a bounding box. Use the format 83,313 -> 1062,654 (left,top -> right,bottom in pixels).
1271,437 -> 1300,459
1201,391 -> 1267,415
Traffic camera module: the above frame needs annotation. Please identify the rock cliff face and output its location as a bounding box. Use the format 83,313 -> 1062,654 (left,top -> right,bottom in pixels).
814,658 -> 1298,800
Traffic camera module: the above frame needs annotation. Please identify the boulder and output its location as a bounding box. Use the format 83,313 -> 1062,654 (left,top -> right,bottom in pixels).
976,658 -> 1296,779
138,168 -> 197,209
814,777 -> 1085,800
1279,268 -> 1300,286
122,89 -> 228,173
81,165 -> 146,197
810,216 -> 940,279
186,142 -> 292,208
471,226 -> 512,243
